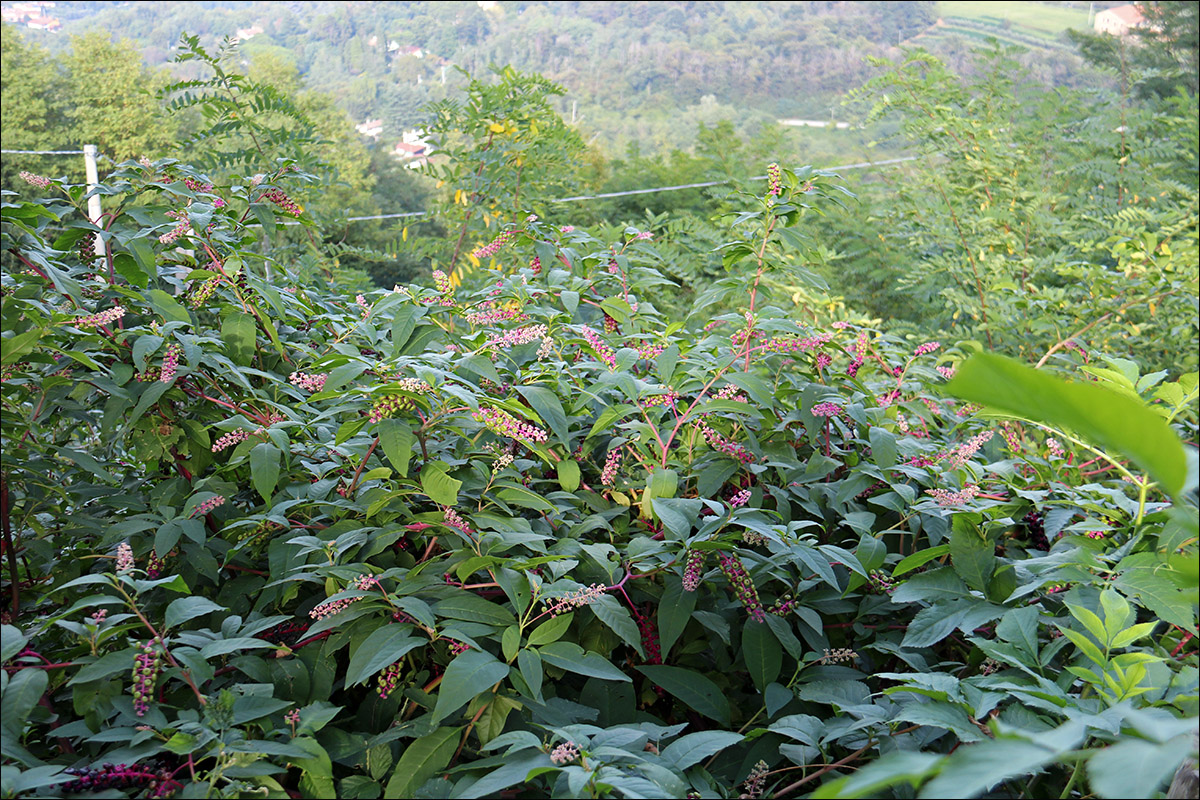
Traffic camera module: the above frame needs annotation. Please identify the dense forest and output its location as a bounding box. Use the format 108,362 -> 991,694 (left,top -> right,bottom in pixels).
1,2 -> 1198,799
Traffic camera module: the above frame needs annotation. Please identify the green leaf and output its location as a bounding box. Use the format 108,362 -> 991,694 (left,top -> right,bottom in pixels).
378,419 -> 414,477
517,649 -> 544,701
345,627 -> 423,686
516,385 -> 569,445
660,731 -> 745,771
501,625 -> 520,663
421,462 -> 461,506
113,253 -> 149,289
0,669 -> 48,739
811,751 -> 942,799
1,625 -> 28,663
869,426 -> 897,468
634,665 -> 729,723
527,612 -> 573,647
431,649 -> 509,725
1087,735 -> 1197,800
146,289 -> 192,325
165,597 -> 227,630
384,726 -> 462,798
949,517 -> 994,594
742,618 -> 782,692
920,738 -> 1058,798
433,595 -> 516,627
557,459 -> 580,492
589,595 -> 644,658
450,751 -> 552,799
657,576 -> 697,659
538,641 -> 631,682
892,546 -> 952,578
251,443 -> 281,502
221,312 -> 256,366
946,352 -> 1187,497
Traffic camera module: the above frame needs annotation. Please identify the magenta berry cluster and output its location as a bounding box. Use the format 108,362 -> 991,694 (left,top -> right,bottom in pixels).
191,494 -> 226,517
160,344 -> 182,383
581,326 -> 617,369
211,429 -> 251,452
717,551 -> 765,622
697,423 -> 755,464
471,229 -> 516,259
766,163 -> 781,197
263,188 -> 302,216
544,583 -> 606,617
682,550 -> 706,591
377,663 -> 403,698
464,303 -> 527,325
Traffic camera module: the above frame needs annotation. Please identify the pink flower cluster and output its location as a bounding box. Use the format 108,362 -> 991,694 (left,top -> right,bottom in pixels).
913,341 -> 941,356
263,189 -> 301,216
636,342 -> 664,359
717,551 -> 765,622
714,385 -> 748,403
485,324 -> 548,349
183,177 -> 213,193
581,326 -> 616,369
465,303 -> 527,325
473,406 -> 549,444
544,583 -> 607,617
74,306 -> 127,329
743,760 -> 770,799
529,256 -> 542,276
289,372 -> 327,393
192,494 -> 226,517
356,294 -> 371,317
697,423 -> 755,464
471,229 -> 515,259
116,542 -> 135,574
937,365 -> 956,380
443,508 -> 473,535
635,230 -> 654,240
766,163 -> 782,197
811,402 -> 842,418
926,484 -> 980,507
846,331 -> 869,377
20,171 -> 51,188
729,489 -> 751,508
943,431 -> 994,470
448,640 -> 470,657
601,448 -> 622,485
683,550 -> 706,591
160,344 -> 182,383
159,211 -> 190,244
211,429 -> 251,452
131,641 -> 162,717
1046,438 -> 1065,458
309,574 -> 378,620
762,331 -> 834,355
190,277 -> 219,308
550,742 -> 579,765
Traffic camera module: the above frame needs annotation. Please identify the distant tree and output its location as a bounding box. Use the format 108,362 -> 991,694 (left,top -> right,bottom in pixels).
0,23 -> 70,189
60,33 -> 177,163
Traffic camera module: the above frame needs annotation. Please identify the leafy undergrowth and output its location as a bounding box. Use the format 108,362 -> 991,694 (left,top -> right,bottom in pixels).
1,158 -> 1196,800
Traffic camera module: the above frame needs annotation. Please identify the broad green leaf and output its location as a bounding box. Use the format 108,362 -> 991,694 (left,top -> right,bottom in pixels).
378,419 -> 414,477
0,669 -> 48,739
165,597 -> 227,630
516,385 -> 570,445
384,726 -> 462,798
812,751 -> 942,799
221,312 -> 256,365
660,731 -> 744,771
657,576 -> 696,659
742,618 -> 781,691
949,517 -> 994,594
919,738 -> 1058,798
517,649 -> 544,701
450,751 -> 553,799
527,612 -> 573,646
634,665 -> 729,723
251,443 -> 281,502
421,462 -> 461,506
557,459 -> 580,492
431,649 -> 509,725
589,595 -> 644,658
434,595 -> 516,628
146,289 -> 192,325
1,625 -> 28,662
1087,735 -> 1197,800
538,641 -> 631,682
345,627 -> 423,686
869,426 -> 897,468
946,353 -> 1187,497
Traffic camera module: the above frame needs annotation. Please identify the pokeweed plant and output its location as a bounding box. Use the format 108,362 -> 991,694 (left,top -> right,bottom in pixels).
1,87 -> 1197,800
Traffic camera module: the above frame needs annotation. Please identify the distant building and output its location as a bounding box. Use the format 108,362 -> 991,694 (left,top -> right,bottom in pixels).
394,141 -> 427,158
356,119 -> 383,140
234,24 -> 264,42
25,13 -> 60,31
3,2 -> 61,31
1094,4 -> 1145,37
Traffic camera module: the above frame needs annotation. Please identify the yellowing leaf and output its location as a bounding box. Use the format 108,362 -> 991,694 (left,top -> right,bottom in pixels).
489,123 -> 505,133
402,227 -> 408,242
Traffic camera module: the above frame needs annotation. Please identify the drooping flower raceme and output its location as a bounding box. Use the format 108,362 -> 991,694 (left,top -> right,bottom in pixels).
926,484 -> 980,507
601,447 -> 622,485
289,372 -> 328,393
682,550 -> 705,592
19,171 -> 51,188
766,163 -> 782,197
74,306 -> 127,329
943,431 -> 994,470
717,552 -> 766,622
471,229 -> 516,259
485,324 -> 548,350
159,344 -> 182,383
550,742 -> 579,765
544,584 -> 607,617
581,326 -> 616,369
473,406 -> 549,445
116,542 -> 135,574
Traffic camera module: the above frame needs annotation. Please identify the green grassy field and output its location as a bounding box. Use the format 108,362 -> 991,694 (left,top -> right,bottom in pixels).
937,1 -> 1092,39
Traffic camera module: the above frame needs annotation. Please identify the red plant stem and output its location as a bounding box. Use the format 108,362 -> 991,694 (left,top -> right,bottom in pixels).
1,474 -> 18,616
347,437 -> 380,493
222,564 -> 267,576
3,661 -> 78,671
1172,632 -> 1194,658
292,631 -> 332,650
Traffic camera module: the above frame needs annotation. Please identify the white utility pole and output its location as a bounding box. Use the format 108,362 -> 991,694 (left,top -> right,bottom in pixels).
83,144 -> 104,256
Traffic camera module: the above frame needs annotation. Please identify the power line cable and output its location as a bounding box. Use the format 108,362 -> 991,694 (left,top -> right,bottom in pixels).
1,149 -> 88,155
